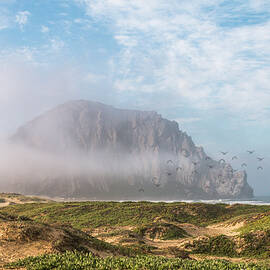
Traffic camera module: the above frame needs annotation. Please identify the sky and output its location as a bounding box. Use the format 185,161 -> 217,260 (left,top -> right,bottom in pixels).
0,0 -> 270,195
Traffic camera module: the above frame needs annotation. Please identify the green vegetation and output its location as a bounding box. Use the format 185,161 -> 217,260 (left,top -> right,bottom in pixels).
2,198 -> 270,268
136,223 -> 188,240
187,235 -> 237,257
6,251 -> 270,270
186,233 -> 270,258
240,230 -> 270,257
0,193 -> 21,198
18,196 -> 46,202
0,214 -> 140,257
0,193 -> 50,204
2,201 -> 270,230
240,214 -> 270,234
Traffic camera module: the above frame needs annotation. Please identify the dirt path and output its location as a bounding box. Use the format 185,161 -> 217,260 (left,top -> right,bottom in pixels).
0,241 -> 52,265
206,221 -> 244,236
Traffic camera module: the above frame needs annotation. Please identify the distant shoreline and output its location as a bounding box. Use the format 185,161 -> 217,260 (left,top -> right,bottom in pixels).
21,194 -> 270,205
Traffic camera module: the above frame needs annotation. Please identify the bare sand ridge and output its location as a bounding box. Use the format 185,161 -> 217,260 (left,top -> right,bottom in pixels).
0,193 -> 52,208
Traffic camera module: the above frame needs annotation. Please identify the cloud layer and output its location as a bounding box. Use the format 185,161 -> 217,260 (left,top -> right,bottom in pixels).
15,10 -> 30,30
77,0 -> 270,121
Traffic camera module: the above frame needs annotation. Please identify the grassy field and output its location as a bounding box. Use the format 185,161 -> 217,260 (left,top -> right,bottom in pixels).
1,195 -> 270,269
5,251 -> 270,270
1,200 -> 270,229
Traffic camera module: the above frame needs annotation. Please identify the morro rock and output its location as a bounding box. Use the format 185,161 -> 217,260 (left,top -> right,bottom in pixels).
7,100 -> 253,199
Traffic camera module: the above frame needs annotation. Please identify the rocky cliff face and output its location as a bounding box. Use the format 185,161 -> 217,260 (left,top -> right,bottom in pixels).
8,100 -> 253,199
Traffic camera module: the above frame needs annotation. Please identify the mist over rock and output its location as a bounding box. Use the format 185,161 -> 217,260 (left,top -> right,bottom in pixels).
6,100 -> 253,199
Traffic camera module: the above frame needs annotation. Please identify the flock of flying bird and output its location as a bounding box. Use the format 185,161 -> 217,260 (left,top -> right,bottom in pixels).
219,150 -> 264,171
138,149 -> 265,193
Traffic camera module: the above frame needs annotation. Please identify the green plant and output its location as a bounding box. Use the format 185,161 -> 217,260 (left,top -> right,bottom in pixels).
189,235 -> 237,257
5,251 -> 270,270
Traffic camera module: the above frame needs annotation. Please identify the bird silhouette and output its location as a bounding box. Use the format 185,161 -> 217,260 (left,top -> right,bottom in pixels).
232,156 -> 238,160
167,160 -> 174,165
152,177 -> 158,184
247,150 -> 255,154
241,163 -> 247,167
182,148 -> 189,155
219,159 -> 225,164
257,157 -> 264,161
220,151 -> 228,155
151,177 -> 161,187
257,166 -> 263,170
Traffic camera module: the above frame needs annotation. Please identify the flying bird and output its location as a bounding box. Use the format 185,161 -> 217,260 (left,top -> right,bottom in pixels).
182,148 -> 190,157
247,150 -> 255,154
182,150 -> 189,157
257,157 -> 264,161
167,160 -> 174,165
232,156 -> 238,160
151,177 -> 161,187
220,151 -> 228,155
257,166 -> 263,170
152,177 -> 158,183
241,163 -> 247,168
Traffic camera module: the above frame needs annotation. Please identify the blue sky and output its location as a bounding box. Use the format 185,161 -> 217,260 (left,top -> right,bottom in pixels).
0,0 -> 270,195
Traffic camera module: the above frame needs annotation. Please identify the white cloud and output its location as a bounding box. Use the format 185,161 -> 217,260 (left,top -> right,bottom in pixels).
41,25 -> 49,33
0,47 -> 37,63
15,10 -> 30,30
114,35 -> 138,47
174,117 -> 201,124
76,0 -> 270,122
74,18 -> 82,23
50,39 -> 65,51
84,73 -> 106,83
0,7 -> 10,30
